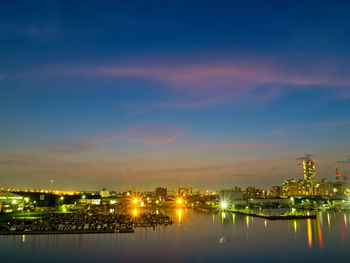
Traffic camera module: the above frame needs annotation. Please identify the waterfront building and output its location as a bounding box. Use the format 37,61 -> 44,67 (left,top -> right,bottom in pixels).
270,186 -> 283,197
100,188 -> 110,198
179,187 -> 192,197
283,179 -> 309,196
155,187 -> 167,199
315,178 -> 347,196
243,186 -> 265,199
303,159 -> 316,188
0,192 -> 24,213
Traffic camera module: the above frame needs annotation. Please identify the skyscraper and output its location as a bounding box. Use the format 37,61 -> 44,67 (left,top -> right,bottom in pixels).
303,159 -> 316,188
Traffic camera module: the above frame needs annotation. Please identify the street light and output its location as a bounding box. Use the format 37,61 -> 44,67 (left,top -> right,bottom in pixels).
177,198 -> 183,205
220,201 -> 227,209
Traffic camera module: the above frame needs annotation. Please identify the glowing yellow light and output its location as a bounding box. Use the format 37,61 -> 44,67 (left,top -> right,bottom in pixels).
177,209 -> 182,224
177,198 -> 183,204
133,209 -> 138,216
307,219 -> 312,248
133,198 -> 138,204
220,201 -> 227,209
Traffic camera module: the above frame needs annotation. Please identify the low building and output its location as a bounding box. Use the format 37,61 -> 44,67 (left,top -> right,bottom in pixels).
283,179 -> 311,196
315,179 -> 347,196
270,186 -> 283,197
0,192 -> 24,213
155,187 -> 167,199
243,186 -> 266,199
100,189 -> 110,198
179,187 -> 192,197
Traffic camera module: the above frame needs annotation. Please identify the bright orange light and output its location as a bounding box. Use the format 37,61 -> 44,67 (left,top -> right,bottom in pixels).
307,219 -> 312,248
133,198 -> 138,204
133,209 -> 138,216
177,198 -> 183,204
177,209 -> 182,224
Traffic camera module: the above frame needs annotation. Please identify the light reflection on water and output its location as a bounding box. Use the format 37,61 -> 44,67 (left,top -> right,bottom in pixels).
0,209 -> 350,262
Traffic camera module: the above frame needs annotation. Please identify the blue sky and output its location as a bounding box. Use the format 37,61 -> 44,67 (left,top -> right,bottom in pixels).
1,0 -> 350,191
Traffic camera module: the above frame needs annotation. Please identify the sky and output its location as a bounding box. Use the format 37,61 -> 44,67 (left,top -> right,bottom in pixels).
1,0 -> 350,191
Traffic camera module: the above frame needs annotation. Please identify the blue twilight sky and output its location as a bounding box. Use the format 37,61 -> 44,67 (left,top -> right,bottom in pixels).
1,0 -> 350,191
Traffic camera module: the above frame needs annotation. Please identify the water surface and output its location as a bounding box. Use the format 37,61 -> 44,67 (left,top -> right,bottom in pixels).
0,209 -> 349,262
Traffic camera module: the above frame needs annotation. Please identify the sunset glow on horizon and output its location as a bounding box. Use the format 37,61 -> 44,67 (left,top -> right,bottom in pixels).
1,1 -> 350,191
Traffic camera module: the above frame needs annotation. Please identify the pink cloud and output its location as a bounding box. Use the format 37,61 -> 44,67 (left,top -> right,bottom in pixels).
45,125 -> 181,154
205,141 -> 279,149
45,141 -> 99,154
13,56 -> 350,111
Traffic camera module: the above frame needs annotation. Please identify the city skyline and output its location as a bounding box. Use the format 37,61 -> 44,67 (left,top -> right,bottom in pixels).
1,1 -> 350,190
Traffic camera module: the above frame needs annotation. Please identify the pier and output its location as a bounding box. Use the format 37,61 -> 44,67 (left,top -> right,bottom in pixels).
229,210 -> 316,220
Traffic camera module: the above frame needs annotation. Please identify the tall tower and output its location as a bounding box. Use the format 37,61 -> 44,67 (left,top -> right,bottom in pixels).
302,159 -> 316,188
335,165 -> 340,180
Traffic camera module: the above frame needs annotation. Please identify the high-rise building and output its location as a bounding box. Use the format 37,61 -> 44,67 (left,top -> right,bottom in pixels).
303,159 -> 316,188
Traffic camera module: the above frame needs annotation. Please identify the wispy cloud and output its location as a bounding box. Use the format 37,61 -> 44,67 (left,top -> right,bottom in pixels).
199,141 -> 279,149
269,120 -> 350,138
0,23 -> 59,39
12,56 -> 350,110
44,125 -> 181,154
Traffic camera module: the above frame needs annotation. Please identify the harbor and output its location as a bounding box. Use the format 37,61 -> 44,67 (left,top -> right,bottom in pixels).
0,211 -> 173,235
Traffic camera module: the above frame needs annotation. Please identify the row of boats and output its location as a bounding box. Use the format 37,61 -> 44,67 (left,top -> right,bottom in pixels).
0,212 -> 174,234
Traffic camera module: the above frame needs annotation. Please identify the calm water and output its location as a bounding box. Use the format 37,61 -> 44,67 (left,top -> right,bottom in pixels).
0,209 -> 349,262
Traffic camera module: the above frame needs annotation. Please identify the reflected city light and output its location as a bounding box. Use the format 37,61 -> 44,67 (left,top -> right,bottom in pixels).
307,219 -> 312,248
316,217 -> 323,248
293,220 -> 297,233
177,209 -> 182,224
327,213 -> 331,228
340,216 -> 345,242
221,212 -> 226,224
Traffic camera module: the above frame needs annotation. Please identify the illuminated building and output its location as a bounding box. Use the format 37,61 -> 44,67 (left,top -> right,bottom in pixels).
100,188 -> 110,198
270,186 -> 283,197
303,159 -> 316,188
178,187 -> 192,197
0,192 -> 24,213
155,187 -> 167,199
243,186 -> 265,199
283,159 -> 317,196
283,179 -> 308,196
315,178 -> 347,196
